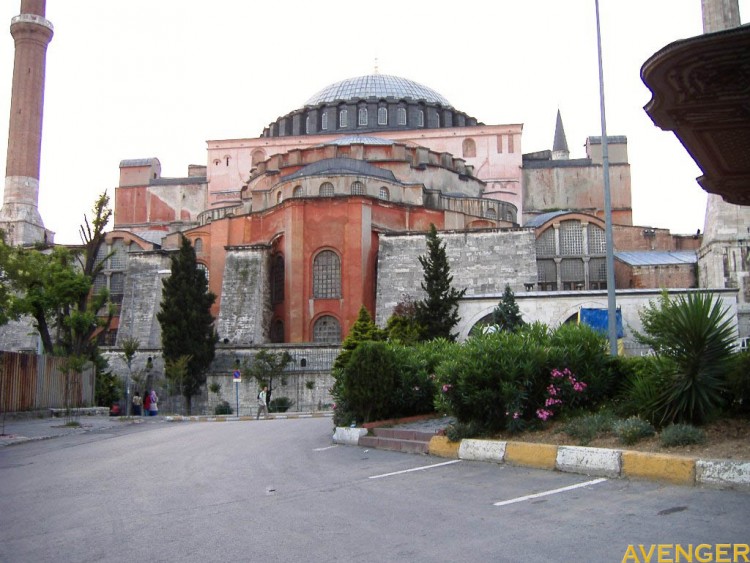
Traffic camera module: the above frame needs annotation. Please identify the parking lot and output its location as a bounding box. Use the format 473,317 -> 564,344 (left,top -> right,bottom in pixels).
1,417 -> 748,562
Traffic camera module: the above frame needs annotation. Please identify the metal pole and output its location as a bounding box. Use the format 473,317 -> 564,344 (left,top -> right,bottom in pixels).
235,382 -> 239,417
595,0 -> 619,356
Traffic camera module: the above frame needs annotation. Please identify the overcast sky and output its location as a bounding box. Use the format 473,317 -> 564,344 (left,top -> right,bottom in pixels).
1,1 -> 748,244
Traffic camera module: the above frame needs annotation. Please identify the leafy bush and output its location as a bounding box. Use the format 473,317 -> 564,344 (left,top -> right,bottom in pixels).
634,291 -> 737,425
214,401 -> 233,415
340,341 -> 399,423
616,357 -> 665,424
614,417 -> 655,445
269,397 -> 294,413
725,350 -> 750,415
562,411 -> 617,445
659,423 -> 705,447
445,421 -> 485,442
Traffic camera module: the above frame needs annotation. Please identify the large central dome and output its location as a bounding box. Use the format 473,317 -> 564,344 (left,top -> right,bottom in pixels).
305,74 -> 453,107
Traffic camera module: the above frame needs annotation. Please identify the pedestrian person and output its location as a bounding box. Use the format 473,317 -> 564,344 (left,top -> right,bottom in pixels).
149,389 -> 159,416
143,390 -> 151,416
132,391 -> 142,416
256,386 -> 268,420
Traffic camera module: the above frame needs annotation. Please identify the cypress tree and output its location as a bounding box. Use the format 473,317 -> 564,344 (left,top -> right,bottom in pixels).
492,284 -> 526,332
414,224 -> 466,341
157,235 -> 217,414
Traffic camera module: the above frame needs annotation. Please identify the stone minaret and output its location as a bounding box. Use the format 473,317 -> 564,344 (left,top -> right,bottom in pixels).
698,0 -> 750,341
0,0 -> 54,246
551,109 -> 570,161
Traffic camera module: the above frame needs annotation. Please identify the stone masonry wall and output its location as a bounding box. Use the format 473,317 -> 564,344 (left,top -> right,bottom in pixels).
216,247 -> 272,346
375,228 -> 537,326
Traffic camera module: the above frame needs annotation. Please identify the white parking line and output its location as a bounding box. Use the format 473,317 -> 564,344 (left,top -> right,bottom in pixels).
313,445 -> 338,451
493,478 -> 607,507
369,460 -> 461,479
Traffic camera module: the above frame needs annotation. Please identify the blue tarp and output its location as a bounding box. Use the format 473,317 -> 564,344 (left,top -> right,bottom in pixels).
579,308 -> 624,339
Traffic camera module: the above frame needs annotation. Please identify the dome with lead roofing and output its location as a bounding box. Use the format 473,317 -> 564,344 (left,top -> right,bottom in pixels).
305,74 -> 452,107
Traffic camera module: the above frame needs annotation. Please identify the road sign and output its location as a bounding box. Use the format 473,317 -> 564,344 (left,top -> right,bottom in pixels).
233,369 -> 241,383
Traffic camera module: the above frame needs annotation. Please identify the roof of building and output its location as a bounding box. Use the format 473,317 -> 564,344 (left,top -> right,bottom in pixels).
284,157 -> 397,182
119,158 -> 160,168
524,210 -> 573,227
614,250 -> 697,266
324,135 -> 395,146
305,74 -> 453,107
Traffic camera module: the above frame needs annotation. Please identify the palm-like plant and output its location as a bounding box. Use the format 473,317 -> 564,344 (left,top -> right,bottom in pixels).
635,291 -> 737,425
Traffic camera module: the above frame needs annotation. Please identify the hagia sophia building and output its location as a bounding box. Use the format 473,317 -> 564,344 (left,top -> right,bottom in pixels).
0,0 -> 747,399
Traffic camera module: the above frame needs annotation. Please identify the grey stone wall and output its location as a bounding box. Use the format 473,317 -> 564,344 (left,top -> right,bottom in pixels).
116,251 -> 171,348
216,247 -> 272,346
375,229 -> 538,326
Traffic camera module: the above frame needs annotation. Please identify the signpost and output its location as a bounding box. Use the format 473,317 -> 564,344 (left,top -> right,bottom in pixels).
233,369 -> 241,416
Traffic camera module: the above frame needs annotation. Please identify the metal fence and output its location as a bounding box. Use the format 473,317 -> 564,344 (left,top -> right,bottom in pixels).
0,351 -> 96,413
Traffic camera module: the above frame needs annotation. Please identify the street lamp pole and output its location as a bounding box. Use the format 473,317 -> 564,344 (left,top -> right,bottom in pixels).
594,0 -> 619,356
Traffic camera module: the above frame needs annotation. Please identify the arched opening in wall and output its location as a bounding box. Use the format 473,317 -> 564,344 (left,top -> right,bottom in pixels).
313,315 -> 341,343
305,115 -> 311,134
378,107 -> 388,126
469,313 -> 495,337
358,107 -> 368,126
351,181 -> 365,195
194,238 -> 203,254
417,109 -> 425,127
339,108 -> 348,128
271,253 -> 284,304
321,112 -> 329,131
277,190 -> 283,204
379,186 -> 390,201
251,149 -> 266,167
462,138 -> 477,158
313,250 -> 341,298
319,182 -> 334,197
270,319 -> 285,343
293,185 -> 304,198
484,208 -> 497,219
225,155 -> 231,167
397,107 -> 407,126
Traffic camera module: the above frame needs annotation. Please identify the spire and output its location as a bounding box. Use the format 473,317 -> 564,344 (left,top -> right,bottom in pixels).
552,109 -> 569,160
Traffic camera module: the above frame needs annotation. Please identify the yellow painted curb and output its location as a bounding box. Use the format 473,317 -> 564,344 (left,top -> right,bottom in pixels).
429,436 -> 460,458
621,451 -> 695,485
505,441 -> 558,470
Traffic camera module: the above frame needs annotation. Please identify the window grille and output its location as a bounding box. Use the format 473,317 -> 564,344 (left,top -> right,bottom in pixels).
110,272 -> 125,303
379,186 -> 390,201
377,107 -> 387,125
293,185 -> 304,198
313,250 -> 340,298
484,207 -> 497,219
560,259 -> 584,287
536,228 -> 556,257
321,112 -> 328,131
397,108 -> 407,125
339,109 -> 348,128
313,315 -> 341,343
351,181 -> 365,195
109,240 -> 126,269
194,238 -> 203,254
197,263 -> 209,283
559,221 -> 583,256
358,108 -> 368,126
93,273 -> 107,295
320,182 -> 334,197
589,257 -> 607,282
587,224 -> 606,254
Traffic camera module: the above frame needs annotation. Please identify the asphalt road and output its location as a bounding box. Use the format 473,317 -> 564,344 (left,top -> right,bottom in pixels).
0,418 -> 748,563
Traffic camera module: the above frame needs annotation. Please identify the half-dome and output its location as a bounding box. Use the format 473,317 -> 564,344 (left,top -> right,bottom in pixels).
305,74 -> 452,107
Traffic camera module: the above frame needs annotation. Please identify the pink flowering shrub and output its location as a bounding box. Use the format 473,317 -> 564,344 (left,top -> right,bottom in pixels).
536,368 -> 587,421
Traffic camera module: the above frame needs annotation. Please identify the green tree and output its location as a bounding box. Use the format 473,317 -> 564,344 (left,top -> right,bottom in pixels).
634,291 -> 737,425
243,349 -> 293,405
385,296 -> 424,345
120,336 -> 140,416
157,235 -> 217,414
414,224 -> 466,341
492,284 -> 526,332
333,305 -> 384,371
341,341 -> 398,423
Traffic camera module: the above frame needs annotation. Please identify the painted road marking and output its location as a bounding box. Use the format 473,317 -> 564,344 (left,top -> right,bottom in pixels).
493,477 -> 608,507
369,460 -> 461,479
313,445 -> 338,451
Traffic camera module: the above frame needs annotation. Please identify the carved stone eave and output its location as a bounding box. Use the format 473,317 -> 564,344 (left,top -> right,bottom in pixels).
641,24 -> 750,206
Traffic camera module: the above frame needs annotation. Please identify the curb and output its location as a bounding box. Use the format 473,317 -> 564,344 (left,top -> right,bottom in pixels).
335,428 -> 750,491
164,412 -> 333,423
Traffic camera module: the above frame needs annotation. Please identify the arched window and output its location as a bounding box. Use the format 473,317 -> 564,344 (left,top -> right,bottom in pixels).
319,182 -> 334,197
313,250 -> 341,299
313,315 -> 342,343
560,221 -> 583,256
271,254 -> 284,304
462,138 -> 477,158
321,112 -> 328,131
251,149 -> 266,167
397,107 -> 407,125
379,186 -> 390,201
417,110 -> 424,127
587,224 -> 606,254
194,238 -> 203,254
339,109 -> 348,128
293,185 -> 304,198
305,115 -> 311,134
351,181 -> 365,195
271,319 -> 285,343
484,208 -> 497,219
378,107 -> 388,125
358,107 -> 368,126
276,190 -> 283,204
